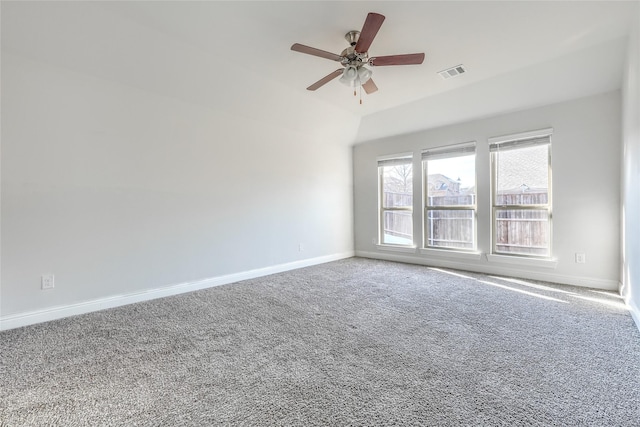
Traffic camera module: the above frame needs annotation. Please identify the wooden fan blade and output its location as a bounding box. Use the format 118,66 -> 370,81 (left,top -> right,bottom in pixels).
354,12 -> 385,54
306,69 -> 343,91
369,53 -> 425,66
362,78 -> 378,94
291,43 -> 343,62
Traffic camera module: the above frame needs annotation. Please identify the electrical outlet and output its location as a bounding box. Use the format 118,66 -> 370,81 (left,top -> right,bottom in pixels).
575,253 -> 586,264
298,243 -> 304,252
372,237 -> 377,244
41,274 -> 55,290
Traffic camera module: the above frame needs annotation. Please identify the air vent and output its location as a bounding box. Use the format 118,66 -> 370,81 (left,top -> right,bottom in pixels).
438,64 -> 466,79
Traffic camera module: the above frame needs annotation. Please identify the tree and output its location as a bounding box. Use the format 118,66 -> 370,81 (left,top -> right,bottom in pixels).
384,164 -> 413,194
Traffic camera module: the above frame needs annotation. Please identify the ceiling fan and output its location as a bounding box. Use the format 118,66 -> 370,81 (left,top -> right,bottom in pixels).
290,12 -> 425,100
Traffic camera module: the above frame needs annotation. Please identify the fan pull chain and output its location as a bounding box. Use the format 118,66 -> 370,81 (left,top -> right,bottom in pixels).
359,85 -> 363,105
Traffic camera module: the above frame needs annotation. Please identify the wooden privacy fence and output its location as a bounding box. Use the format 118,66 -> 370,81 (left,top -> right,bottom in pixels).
384,190 -> 549,254
384,192 -> 413,208
495,191 -> 549,255
383,211 -> 413,240
495,209 -> 549,255
426,210 -> 474,249
428,194 -> 475,206
496,192 -> 548,205
383,191 -> 413,240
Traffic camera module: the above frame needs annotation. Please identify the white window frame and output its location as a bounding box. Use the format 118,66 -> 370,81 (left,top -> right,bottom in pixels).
489,128 -> 553,258
422,142 -> 477,251
378,153 -> 414,247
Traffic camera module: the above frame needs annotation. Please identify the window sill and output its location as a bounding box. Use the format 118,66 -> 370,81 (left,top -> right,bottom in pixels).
375,244 -> 417,253
419,248 -> 483,260
486,254 -> 558,269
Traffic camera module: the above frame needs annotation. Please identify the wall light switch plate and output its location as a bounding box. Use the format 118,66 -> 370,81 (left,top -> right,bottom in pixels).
41,274 -> 55,290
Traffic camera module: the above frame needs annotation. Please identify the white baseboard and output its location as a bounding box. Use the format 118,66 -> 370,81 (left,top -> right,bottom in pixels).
0,251 -> 354,331
628,299 -> 640,333
620,280 -> 640,333
355,250 -> 619,290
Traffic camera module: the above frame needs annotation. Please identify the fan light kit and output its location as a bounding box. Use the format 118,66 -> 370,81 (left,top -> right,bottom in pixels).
291,12 -> 425,104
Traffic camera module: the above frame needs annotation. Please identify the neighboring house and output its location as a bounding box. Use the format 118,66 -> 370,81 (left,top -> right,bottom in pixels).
427,173 -> 462,196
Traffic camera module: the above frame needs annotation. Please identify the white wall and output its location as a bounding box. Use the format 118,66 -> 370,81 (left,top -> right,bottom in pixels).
0,50 -> 357,328
621,9 -> 640,329
354,91 -> 621,289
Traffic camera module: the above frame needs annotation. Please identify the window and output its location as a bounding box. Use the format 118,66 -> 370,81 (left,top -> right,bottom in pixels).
378,155 -> 413,246
422,143 -> 476,250
490,129 -> 552,257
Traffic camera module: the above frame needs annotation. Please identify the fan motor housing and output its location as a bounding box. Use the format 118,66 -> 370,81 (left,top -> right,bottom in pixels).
341,31 -> 368,68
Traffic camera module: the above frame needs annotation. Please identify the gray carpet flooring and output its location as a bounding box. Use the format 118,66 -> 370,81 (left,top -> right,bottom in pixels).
1,257 -> 639,426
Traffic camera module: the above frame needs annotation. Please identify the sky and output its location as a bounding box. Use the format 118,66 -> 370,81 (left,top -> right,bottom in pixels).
427,154 -> 475,189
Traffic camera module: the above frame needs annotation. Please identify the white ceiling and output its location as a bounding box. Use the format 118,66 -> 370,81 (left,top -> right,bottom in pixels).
2,1 -> 638,142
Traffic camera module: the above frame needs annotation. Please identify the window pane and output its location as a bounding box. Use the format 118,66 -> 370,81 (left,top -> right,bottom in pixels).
426,209 -> 474,249
495,209 -> 550,256
495,145 -> 548,205
426,154 -> 475,206
382,210 -> 413,245
379,160 -> 413,246
382,164 -> 413,208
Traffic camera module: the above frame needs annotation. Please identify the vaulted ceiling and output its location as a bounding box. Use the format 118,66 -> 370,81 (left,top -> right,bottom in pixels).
2,1 -> 637,143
